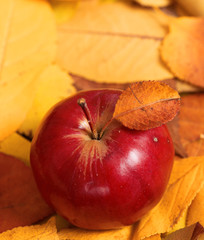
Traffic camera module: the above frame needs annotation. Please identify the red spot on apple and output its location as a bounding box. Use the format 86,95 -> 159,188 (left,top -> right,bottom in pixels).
30,89 -> 174,230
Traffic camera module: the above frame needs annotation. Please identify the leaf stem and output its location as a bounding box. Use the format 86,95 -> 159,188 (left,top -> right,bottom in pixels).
99,117 -> 114,139
77,98 -> 98,140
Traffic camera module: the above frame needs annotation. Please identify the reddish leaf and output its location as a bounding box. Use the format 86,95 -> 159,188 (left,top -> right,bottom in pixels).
0,153 -> 54,233
113,81 -> 180,130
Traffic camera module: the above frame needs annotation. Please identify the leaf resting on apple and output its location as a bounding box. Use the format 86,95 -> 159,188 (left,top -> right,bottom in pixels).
113,81 -> 180,130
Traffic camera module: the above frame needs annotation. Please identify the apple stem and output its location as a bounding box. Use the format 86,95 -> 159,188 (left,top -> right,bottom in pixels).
77,98 -> 99,140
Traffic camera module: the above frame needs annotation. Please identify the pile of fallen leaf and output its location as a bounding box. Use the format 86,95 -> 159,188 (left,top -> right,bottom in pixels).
0,0 -> 204,239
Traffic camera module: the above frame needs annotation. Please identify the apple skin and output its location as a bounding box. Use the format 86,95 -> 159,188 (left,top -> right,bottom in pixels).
30,89 -> 174,230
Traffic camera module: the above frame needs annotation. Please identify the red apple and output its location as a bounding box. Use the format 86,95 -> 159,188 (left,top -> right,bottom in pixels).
30,89 -> 174,230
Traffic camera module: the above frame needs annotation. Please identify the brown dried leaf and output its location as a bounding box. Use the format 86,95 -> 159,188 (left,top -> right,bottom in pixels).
113,81 -> 180,130
179,94 -> 204,157
164,222 -> 204,240
72,72 -> 203,94
0,217 -> 58,240
187,186 -> 204,227
71,73 -> 130,91
0,153 -> 53,233
133,156 -> 204,239
71,73 -> 178,91
57,1 -> 173,83
58,225 -> 133,240
161,17 -> 204,88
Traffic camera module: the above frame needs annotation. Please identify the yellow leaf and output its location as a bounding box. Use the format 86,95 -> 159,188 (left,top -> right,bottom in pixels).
133,156 -> 204,239
168,157 -> 204,185
58,1 -> 166,36
134,0 -> 172,7
161,17 -> 204,88
187,186 -> 204,227
58,225 -> 133,240
0,0 -> 56,141
0,217 -> 59,240
176,0 -> 204,17
57,1 -> 173,83
19,64 -> 76,138
0,133 -> 30,166
51,1 -> 78,24
167,209 -> 187,234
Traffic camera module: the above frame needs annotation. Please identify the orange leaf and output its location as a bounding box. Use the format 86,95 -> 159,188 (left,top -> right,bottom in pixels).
161,17 -> 204,88
0,153 -> 53,233
113,81 -> 180,130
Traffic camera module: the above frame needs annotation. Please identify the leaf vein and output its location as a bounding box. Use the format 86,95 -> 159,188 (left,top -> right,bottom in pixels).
58,28 -> 163,41
114,97 -> 180,119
